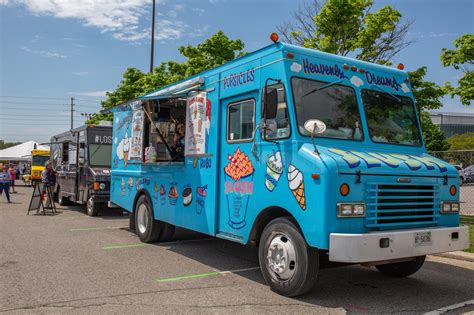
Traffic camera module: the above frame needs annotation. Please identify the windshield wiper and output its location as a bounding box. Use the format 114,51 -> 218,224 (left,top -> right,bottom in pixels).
302,78 -> 345,98
370,84 -> 401,102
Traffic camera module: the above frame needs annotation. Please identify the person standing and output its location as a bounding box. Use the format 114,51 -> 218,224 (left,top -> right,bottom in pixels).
0,165 -> 12,203
41,162 -> 56,186
9,164 -> 16,193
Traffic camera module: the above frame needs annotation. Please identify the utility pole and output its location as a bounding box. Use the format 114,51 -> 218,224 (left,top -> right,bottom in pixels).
70,97 -> 75,130
150,0 -> 156,73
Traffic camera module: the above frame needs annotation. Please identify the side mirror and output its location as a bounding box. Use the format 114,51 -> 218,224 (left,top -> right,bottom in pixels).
304,119 -> 326,134
264,88 -> 278,120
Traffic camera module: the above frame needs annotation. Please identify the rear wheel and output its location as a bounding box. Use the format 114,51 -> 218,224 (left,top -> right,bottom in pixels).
58,187 -> 70,206
375,256 -> 426,277
86,197 -> 99,217
258,217 -> 319,297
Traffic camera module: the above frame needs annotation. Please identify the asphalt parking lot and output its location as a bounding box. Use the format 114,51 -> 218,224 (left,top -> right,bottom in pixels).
1,186 -> 473,314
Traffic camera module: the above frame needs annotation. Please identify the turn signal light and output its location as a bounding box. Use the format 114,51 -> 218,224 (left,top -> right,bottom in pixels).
93,182 -> 100,191
450,185 -> 457,196
270,32 -> 279,43
340,183 -> 350,196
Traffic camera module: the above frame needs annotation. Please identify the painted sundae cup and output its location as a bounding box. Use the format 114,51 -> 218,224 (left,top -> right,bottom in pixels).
196,185 -> 207,214
224,148 -> 254,229
265,151 -> 283,191
168,186 -> 178,206
160,184 -> 166,206
182,187 -> 192,207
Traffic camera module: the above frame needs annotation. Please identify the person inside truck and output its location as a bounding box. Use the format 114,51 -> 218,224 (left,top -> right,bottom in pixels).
171,122 -> 185,160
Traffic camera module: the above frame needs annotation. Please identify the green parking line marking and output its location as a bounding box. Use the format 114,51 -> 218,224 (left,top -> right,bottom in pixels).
102,243 -> 150,250
157,267 -> 260,283
70,226 -> 125,232
158,272 -> 220,283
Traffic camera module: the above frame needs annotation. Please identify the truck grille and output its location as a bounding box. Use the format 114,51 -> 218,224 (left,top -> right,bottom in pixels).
366,183 -> 440,230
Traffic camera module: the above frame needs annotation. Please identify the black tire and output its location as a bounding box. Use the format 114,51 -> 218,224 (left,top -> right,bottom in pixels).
58,187 -> 70,206
258,217 -> 319,297
134,195 -> 161,243
86,197 -> 99,217
375,256 -> 426,277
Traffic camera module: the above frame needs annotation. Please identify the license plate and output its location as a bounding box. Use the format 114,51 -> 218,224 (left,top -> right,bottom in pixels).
414,231 -> 432,246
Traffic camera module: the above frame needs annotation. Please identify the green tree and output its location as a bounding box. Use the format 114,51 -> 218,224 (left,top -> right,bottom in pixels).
419,112 -> 450,152
277,0 -> 412,65
441,34 -> 474,105
0,140 -> 21,150
89,31 -> 244,123
448,132 -> 474,150
407,67 -> 449,151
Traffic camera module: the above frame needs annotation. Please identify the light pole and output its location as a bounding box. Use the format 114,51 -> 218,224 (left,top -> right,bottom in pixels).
150,0 -> 156,73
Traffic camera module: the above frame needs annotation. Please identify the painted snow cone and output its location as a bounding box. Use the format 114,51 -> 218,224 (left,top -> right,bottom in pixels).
224,148 -> 254,229
265,151 -> 283,191
287,164 -> 306,210
168,185 -> 178,206
196,185 -> 207,214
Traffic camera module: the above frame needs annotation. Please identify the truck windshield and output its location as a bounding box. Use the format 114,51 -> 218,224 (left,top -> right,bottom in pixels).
89,144 -> 112,166
32,155 -> 49,166
362,89 -> 421,146
291,77 -> 363,140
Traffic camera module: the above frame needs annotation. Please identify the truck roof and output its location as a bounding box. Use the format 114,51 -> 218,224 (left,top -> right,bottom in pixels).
141,41 -> 408,99
50,124 -> 112,142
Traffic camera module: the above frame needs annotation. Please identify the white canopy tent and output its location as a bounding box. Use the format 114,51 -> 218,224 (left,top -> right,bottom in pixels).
0,141 -> 49,161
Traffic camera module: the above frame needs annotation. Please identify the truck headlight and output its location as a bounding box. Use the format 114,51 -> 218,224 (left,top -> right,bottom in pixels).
99,183 -> 106,190
441,201 -> 460,213
337,203 -> 365,218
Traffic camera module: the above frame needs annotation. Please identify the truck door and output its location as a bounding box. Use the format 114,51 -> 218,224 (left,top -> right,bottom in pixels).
77,131 -> 86,203
218,92 -> 259,240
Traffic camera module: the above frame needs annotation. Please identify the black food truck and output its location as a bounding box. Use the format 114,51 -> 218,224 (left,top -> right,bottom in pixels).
50,124 -> 113,216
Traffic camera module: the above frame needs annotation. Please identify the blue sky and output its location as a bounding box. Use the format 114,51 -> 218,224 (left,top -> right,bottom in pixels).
0,0 -> 472,143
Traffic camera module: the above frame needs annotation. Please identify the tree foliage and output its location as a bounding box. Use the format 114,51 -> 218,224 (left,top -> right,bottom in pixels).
408,66 -> 446,113
441,34 -> 474,105
407,67 -> 449,151
0,140 -> 21,150
89,31 -> 244,123
419,112 -> 450,152
277,0 -> 412,65
447,132 -> 474,151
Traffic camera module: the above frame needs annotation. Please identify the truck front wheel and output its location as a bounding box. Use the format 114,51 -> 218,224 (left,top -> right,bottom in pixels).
375,256 -> 426,277
86,197 -> 99,217
258,217 -> 319,297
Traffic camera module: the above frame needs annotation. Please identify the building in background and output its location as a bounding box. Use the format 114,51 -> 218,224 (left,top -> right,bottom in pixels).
429,112 -> 474,138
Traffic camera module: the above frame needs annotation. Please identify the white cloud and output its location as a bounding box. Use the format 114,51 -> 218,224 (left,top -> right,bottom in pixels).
290,62 -> 302,73
70,90 -> 109,97
21,46 -> 66,59
188,25 -> 209,38
191,7 -> 205,15
350,76 -> 364,87
1,0 -> 170,41
72,71 -> 89,76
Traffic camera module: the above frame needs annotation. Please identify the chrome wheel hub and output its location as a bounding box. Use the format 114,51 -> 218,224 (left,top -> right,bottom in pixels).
266,233 -> 296,280
137,204 -> 149,234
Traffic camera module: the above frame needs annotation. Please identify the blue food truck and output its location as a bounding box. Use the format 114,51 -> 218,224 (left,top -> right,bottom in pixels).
109,35 -> 469,296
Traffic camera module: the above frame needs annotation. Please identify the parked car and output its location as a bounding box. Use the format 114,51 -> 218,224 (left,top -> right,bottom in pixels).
454,165 -> 466,185
464,164 -> 474,184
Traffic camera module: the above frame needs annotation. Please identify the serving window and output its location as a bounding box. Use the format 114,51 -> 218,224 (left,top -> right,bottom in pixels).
141,98 -> 187,162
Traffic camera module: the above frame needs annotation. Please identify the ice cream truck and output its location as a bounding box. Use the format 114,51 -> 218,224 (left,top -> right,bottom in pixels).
109,35 -> 469,297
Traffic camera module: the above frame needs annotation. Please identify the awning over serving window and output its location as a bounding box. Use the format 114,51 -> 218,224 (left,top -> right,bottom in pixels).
139,76 -> 205,100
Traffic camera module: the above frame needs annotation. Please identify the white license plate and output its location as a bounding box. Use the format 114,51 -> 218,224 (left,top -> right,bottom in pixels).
414,231 -> 432,246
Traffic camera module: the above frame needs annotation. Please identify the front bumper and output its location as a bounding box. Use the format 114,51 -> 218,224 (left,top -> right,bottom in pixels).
329,226 -> 469,263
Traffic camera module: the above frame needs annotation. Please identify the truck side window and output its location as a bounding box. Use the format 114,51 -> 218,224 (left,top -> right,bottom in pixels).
262,83 -> 290,140
227,99 -> 255,142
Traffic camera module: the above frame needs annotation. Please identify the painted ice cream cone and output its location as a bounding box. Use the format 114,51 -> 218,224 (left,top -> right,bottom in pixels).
265,151 -> 283,191
123,134 -> 130,167
287,164 -> 306,210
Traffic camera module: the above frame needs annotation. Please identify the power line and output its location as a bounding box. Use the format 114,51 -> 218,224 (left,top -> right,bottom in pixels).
0,95 -> 67,100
